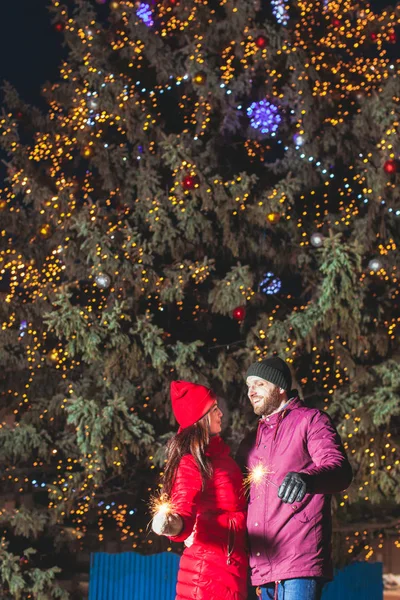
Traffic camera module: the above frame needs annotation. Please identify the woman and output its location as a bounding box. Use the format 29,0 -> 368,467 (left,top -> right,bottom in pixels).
152,380 -> 248,600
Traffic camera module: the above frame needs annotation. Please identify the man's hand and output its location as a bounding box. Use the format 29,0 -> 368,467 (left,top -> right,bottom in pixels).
278,472 -> 310,504
152,512 -> 183,536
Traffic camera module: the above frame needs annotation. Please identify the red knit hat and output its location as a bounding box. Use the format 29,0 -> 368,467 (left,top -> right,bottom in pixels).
170,381 -> 216,431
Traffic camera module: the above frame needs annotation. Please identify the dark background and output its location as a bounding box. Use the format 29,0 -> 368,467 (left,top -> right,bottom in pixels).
0,1 -> 64,107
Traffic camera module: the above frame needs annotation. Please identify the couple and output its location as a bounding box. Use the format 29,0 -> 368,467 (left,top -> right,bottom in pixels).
152,357 -> 352,600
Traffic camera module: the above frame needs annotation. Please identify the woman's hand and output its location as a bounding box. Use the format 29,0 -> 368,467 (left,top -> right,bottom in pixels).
184,530 -> 195,548
152,512 -> 183,536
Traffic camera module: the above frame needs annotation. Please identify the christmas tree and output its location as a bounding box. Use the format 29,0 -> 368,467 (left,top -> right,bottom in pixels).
0,0 -> 399,595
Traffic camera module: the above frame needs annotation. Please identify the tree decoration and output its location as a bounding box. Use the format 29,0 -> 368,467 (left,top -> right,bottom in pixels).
137,3 -> 154,27
95,273 -> 111,289
383,159 -> 398,174
247,100 -> 281,135
293,133 -> 304,146
0,199 -> 7,211
39,224 -> 52,239
310,232 -> 324,247
82,146 -> 92,158
260,271 -> 282,295
368,258 -> 383,272
266,212 -> 281,224
18,321 -> 28,338
54,22 -> 64,32
255,35 -> 268,49
193,72 -> 207,85
232,306 -> 246,321
47,349 -> 59,363
272,0 -> 289,25
182,175 -> 197,190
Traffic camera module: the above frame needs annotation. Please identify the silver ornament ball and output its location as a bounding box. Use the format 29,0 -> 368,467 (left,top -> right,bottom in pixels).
293,133 -> 304,147
310,232 -> 324,247
368,258 -> 382,272
95,272 -> 111,289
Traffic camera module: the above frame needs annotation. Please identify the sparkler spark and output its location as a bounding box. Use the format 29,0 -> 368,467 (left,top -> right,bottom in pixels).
243,463 -> 277,494
149,493 -> 174,517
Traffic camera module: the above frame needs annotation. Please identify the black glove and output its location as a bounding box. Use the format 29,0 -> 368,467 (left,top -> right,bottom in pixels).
278,472 -> 310,504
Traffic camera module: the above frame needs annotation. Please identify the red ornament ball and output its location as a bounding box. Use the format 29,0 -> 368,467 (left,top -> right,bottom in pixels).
54,22 -> 64,32
370,32 -> 378,41
383,160 -> 398,175
232,306 -> 246,322
332,17 -> 341,27
389,32 -> 397,43
182,175 -> 196,190
255,35 -> 267,49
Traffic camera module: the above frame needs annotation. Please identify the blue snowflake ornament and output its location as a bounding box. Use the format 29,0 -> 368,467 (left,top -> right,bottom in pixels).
137,3 -> 154,27
260,272 -> 282,295
272,0 -> 289,25
247,100 -> 281,135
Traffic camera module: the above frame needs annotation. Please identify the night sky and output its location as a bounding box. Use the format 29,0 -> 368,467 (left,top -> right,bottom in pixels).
0,0 -> 63,108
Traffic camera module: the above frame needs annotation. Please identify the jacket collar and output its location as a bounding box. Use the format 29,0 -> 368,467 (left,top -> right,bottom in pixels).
255,395 -> 302,447
259,393 -> 302,426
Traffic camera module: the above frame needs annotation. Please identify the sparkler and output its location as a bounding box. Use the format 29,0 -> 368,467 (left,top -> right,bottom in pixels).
243,462 -> 277,495
243,463 -> 302,523
148,493 -> 182,536
149,493 -> 174,517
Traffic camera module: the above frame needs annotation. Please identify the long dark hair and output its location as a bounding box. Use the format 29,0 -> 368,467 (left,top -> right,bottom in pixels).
162,414 -> 213,495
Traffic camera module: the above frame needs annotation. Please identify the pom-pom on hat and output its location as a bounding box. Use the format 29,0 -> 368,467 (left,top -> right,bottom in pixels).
170,381 -> 216,431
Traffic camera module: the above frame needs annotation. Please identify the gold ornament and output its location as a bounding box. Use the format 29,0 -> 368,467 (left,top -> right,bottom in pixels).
82,146 -> 92,158
47,349 -> 58,362
267,212 -> 281,224
0,199 -> 7,211
193,71 -> 207,85
39,223 -> 52,239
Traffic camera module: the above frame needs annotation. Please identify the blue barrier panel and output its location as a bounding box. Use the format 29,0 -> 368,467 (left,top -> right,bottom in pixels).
89,551 -> 180,600
322,561 -> 383,600
90,552 -> 382,600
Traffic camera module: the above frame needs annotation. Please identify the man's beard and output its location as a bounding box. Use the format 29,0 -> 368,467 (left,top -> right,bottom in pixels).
251,386 -> 282,416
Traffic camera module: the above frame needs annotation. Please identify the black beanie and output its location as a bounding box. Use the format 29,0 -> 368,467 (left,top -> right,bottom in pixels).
246,357 -> 292,391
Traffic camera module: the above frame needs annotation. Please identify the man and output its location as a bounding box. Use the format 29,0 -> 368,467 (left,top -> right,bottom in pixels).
237,357 -> 352,600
